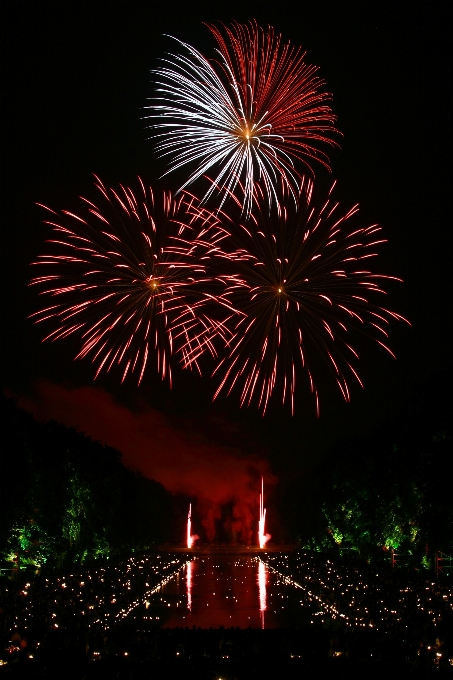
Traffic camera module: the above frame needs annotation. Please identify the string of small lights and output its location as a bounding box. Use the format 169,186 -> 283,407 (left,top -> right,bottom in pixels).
259,551 -> 453,666
1,553 -> 187,656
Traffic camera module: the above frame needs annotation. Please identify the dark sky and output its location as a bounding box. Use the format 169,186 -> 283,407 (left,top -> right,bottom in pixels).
1,2 -> 451,526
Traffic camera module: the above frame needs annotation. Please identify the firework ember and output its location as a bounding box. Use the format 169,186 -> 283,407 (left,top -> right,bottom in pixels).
147,20 -> 340,214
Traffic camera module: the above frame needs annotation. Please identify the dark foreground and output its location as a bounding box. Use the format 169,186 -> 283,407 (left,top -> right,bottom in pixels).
2,551 -> 452,678
2,623 -> 453,679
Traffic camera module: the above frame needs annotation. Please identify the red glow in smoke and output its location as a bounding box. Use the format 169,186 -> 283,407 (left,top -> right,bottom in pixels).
15,380 -> 275,542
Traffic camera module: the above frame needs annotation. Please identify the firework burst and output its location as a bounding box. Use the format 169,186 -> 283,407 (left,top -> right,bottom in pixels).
147,21 -> 340,215
30,177 -> 238,386
192,179 -> 410,415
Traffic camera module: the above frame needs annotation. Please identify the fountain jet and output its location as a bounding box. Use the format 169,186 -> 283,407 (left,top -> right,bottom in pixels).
258,477 -> 270,548
187,503 -> 193,549
187,503 -> 199,549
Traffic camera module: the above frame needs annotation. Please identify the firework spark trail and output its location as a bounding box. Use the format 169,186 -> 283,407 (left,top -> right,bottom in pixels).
147,20 -> 340,215
189,179 -> 410,415
30,178 -> 241,385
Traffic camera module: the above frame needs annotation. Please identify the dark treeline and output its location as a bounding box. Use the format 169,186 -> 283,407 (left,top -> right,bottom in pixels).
2,368 -> 452,572
0,395 -> 180,571
281,370 -> 453,566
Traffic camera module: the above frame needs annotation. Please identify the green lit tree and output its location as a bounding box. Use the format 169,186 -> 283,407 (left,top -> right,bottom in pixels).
1,395 -> 177,570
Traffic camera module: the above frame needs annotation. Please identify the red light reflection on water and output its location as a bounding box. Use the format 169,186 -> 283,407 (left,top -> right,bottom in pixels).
147,556 -> 296,629
186,560 -> 193,611
178,557 -> 265,628
258,559 -> 267,629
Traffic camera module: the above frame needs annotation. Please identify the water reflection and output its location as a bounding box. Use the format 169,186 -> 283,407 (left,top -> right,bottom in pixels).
186,559 -> 193,612
258,559 -> 267,629
131,555 -> 315,629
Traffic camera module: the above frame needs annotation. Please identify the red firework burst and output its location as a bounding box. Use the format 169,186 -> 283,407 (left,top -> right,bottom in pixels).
190,179 -> 410,415
30,177 -> 238,386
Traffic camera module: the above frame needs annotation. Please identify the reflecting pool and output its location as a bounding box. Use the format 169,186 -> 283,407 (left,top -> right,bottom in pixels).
130,555 -> 319,629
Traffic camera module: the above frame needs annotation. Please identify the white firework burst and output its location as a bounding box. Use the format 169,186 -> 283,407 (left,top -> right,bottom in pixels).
146,21 -> 340,215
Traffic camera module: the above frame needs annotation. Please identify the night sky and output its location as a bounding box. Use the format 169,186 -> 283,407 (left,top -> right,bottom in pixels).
1,2 -> 451,538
